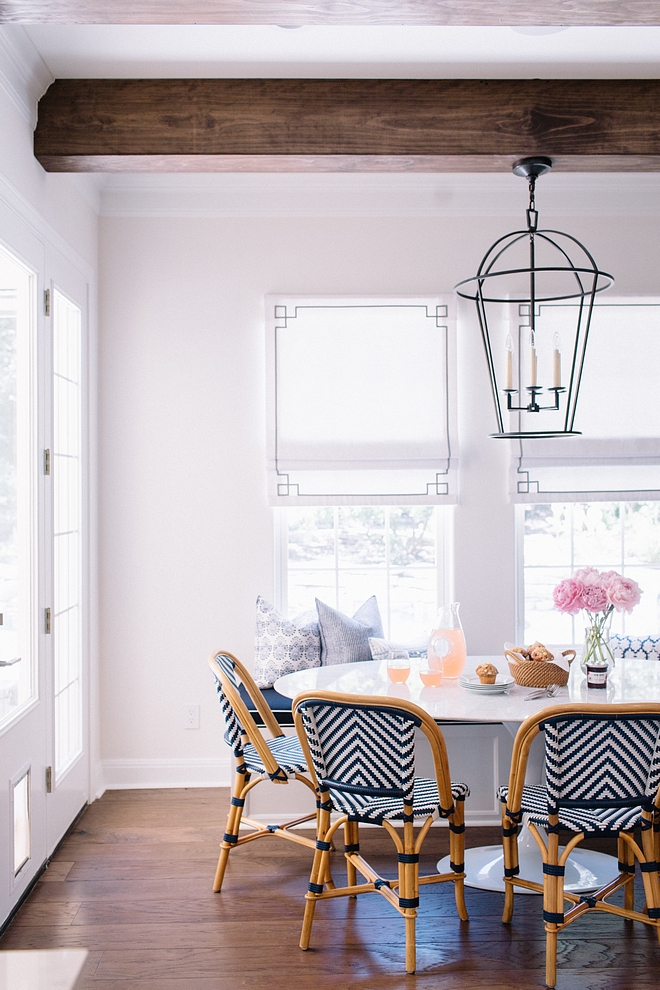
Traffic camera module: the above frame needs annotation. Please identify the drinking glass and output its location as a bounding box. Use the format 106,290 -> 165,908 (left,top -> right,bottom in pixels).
428,603 -> 467,679
387,650 -> 410,683
419,655 -> 444,687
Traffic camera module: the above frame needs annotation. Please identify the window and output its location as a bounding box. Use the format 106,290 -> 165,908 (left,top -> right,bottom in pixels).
521,501 -> 660,645
279,505 -> 447,641
52,289 -> 83,780
0,245 -> 37,728
12,769 -> 30,877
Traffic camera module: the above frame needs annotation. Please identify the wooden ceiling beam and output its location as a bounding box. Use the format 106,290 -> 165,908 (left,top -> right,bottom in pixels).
5,0 -> 660,25
35,78 -> 660,173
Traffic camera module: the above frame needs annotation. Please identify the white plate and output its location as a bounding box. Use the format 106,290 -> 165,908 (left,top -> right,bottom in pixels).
459,674 -> 514,693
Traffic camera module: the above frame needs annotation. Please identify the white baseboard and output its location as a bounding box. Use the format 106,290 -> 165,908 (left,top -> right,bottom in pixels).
102,757 -> 232,790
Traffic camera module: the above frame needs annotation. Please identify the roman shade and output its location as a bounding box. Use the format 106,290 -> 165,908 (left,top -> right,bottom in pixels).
266,297 -> 457,505
511,299 -> 660,502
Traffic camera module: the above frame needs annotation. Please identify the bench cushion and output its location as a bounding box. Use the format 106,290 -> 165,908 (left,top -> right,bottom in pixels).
239,683 -> 294,727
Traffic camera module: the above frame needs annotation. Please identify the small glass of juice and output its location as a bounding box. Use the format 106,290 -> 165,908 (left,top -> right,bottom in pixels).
419,655 -> 444,687
387,650 -> 410,683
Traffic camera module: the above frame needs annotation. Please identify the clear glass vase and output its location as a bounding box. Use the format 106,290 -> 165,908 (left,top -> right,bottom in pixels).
582,607 -> 614,668
428,603 -> 467,679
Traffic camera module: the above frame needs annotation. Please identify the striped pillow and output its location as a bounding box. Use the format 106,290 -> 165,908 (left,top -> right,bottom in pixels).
316,596 -> 384,666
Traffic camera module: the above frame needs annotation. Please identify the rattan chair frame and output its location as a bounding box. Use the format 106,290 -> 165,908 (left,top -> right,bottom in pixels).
208,650 -> 322,892
501,702 -> 660,988
293,689 -> 468,975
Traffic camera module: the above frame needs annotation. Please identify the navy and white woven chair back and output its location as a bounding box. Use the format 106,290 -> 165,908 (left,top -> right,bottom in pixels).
213,653 -> 245,758
543,713 -> 660,815
298,699 -> 417,812
611,635 -> 660,662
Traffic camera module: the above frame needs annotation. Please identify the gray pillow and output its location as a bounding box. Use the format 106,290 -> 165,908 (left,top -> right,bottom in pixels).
254,596 -> 321,689
315,596 -> 384,666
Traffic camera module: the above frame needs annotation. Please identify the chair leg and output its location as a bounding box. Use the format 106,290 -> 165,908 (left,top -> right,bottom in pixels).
405,915 -> 417,975
545,929 -> 558,989
639,814 -> 660,943
345,820 -> 358,890
618,832 -> 635,913
450,798 -> 468,921
501,805 -> 518,923
544,823 -> 561,990
300,804 -> 332,951
402,813 -> 417,975
213,764 -> 248,892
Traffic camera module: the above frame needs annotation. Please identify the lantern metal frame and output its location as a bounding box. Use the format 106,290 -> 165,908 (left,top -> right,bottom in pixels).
454,157 -> 614,439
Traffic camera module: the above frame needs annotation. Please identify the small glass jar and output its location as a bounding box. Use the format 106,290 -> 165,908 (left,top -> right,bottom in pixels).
586,662 -> 608,689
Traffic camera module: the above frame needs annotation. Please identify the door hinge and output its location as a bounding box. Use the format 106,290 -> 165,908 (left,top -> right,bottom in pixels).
44,449 -> 50,475
45,608 -> 51,635
46,766 -> 52,793
44,288 -> 50,316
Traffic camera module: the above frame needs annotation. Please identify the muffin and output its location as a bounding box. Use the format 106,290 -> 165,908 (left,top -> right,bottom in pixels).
476,662 -> 499,684
529,641 -> 554,662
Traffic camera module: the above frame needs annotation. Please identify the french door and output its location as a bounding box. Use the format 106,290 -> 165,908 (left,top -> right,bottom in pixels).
0,209 -> 89,925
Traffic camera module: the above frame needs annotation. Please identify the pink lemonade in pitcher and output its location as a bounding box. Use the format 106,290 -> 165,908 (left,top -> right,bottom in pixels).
428,604 -> 467,679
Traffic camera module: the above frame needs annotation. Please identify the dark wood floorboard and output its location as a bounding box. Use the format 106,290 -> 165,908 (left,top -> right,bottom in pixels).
1,787 -> 658,988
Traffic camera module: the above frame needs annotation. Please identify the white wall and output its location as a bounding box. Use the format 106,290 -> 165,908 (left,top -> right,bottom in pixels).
98,207 -> 660,788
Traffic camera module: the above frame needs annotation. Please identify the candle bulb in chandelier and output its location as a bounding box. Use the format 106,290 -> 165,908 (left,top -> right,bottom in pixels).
553,333 -> 562,388
505,333 -> 513,389
530,340 -> 538,387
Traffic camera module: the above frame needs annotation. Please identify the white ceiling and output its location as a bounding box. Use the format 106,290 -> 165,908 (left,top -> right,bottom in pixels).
10,24 -> 660,80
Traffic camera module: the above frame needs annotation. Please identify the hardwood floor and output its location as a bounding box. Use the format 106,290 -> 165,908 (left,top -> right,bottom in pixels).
1,788 -> 658,989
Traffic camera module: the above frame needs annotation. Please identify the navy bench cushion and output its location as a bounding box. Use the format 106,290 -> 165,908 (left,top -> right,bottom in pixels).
239,683 -> 294,727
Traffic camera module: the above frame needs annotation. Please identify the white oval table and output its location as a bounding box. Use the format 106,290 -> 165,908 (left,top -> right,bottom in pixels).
275,654 -> 660,894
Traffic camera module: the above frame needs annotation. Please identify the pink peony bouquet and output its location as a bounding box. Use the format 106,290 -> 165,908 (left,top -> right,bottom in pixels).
553,568 -> 642,667
553,568 -> 641,617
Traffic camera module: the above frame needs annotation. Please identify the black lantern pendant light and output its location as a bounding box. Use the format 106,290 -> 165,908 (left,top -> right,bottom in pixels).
455,157 -> 614,438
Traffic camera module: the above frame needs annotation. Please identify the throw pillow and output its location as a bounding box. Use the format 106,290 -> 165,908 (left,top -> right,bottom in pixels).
253,596 -> 321,689
368,636 -> 428,661
315,595 -> 384,666
610,634 -> 660,661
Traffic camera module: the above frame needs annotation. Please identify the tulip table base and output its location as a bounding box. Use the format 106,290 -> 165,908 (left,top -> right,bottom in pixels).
438,823 -> 618,894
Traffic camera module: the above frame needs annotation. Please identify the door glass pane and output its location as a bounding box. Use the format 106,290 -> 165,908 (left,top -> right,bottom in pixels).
0,247 -> 36,728
13,770 -> 30,876
52,290 -> 82,779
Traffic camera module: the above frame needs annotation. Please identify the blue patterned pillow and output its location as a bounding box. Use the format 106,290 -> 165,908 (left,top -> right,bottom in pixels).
254,596 -> 321,689
316,596 -> 384,666
610,634 -> 660,662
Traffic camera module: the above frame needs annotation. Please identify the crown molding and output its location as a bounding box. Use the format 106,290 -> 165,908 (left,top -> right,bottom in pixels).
99,172 -> 660,219
0,26 -> 52,126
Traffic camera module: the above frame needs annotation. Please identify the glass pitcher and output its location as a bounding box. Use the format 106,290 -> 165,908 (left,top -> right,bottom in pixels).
428,603 -> 467,679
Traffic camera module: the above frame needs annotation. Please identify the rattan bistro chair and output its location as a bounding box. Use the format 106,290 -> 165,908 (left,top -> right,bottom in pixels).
208,650 -> 322,891
499,703 -> 660,989
293,690 -> 469,974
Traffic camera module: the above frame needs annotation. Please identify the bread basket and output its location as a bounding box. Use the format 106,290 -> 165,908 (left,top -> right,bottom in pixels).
504,649 -> 576,688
